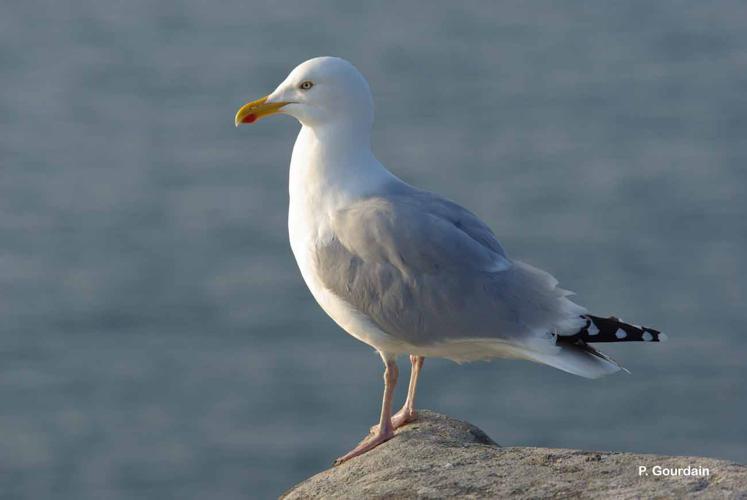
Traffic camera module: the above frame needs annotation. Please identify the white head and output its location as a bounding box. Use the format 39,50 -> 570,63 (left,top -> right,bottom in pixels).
235,57 -> 374,131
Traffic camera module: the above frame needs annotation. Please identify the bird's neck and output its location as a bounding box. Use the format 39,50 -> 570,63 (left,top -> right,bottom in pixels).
289,122 -> 395,209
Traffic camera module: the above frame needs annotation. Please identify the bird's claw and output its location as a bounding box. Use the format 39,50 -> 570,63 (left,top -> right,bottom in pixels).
333,426 -> 396,466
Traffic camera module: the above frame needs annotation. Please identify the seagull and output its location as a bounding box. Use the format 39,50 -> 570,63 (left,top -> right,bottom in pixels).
234,57 -> 666,465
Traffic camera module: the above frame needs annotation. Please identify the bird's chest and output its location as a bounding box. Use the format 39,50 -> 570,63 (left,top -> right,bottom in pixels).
287,189 -> 336,302
287,191 -> 403,353
287,158 -> 349,279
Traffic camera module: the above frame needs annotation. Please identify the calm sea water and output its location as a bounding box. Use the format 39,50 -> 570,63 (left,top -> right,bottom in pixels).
1,1 -> 746,498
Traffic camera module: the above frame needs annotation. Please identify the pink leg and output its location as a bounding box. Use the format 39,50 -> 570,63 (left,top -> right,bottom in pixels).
391,355 -> 424,429
334,355 -> 399,465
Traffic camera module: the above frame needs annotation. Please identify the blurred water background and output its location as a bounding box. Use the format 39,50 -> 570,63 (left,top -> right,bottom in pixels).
1,1 -> 746,498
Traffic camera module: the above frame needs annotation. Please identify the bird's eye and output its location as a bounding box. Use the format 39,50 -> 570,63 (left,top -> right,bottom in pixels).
299,81 -> 314,90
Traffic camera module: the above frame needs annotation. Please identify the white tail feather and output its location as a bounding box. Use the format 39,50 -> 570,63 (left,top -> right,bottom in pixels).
520,344 -> 623,379
420,338 -> 623,378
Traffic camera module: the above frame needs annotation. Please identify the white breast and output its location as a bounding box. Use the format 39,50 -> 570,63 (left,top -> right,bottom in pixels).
286,127 -> 411,356
288,198 -> 411,355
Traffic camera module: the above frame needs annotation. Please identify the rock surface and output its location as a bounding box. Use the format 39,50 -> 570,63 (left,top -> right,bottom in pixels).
281,410 -> 746,499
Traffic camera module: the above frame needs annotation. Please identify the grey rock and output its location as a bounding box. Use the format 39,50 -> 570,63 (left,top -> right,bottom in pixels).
281,410 -> 747,499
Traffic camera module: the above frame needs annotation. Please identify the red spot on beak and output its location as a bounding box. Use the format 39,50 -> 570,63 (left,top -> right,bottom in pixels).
242,113 -> 257,124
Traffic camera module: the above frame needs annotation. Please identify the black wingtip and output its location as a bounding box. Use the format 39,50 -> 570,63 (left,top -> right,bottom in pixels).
564,315 -> 667,343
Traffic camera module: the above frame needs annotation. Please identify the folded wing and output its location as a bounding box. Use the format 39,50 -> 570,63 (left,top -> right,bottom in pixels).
314,188 -> 587,350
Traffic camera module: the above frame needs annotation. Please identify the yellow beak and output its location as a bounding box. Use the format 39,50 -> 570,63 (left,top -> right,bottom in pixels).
234,96 -> 289,126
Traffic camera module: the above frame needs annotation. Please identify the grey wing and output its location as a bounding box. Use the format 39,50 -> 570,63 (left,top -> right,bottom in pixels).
403,189 -> 509,258
314,191 -> 586,347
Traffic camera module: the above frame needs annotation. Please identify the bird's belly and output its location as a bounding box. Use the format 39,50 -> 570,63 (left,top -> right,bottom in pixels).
288,209 -> 410,356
